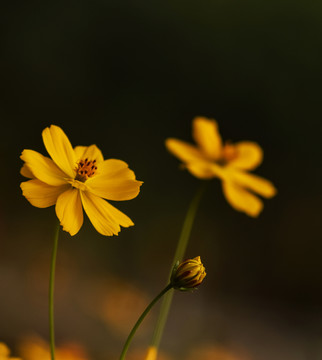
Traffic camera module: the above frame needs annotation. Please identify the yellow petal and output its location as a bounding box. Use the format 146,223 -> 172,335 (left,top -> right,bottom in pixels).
185,161 -> 225,179
95,159 -> 136,179
222,181 -> 263,217
20,163 -> 34,178
228,141 -> 263,170
42,125 -> 76,178
0,343 -> 10,357
226,168 -> 277,198
20,150 -> 68,186
165,138 -> 205,163
74,144 -> 104,163
20,180 -> 69,208
87,179 -> 143,201
192,117 -> 223,160
87,159 -> 143,200
55,188 -> 83,236
80,191 -> 134,236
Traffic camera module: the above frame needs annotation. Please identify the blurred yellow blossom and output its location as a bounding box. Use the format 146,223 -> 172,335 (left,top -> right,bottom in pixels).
145,344 -> 250,360
20,125 -> 143,236
0,343 -> 20,360
186,344 -> 251,360
129,347 -> 172,360
145,346 -> 157,360
18,335 -> 89,360
81,275 -> 150,336
166,117 -> 276,217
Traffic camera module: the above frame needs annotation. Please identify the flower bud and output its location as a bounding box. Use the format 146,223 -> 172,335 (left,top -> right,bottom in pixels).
170,256 -> 206,291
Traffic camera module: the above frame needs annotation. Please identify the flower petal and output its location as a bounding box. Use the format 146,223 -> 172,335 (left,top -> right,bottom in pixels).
55,188 -> 83,236
42,125 -> 76,178
74,145 -> 104,163
80,191 -> 134,236
222,181 -> 263,217
93,159 -> 135,178
226,168 -> 277,198
87,159 -> 143,200
20,163 -> 34,179
185,161 -> 225,180
20,179 -> 69,208
20,150 -> 68,186
229,141 -> 263,170
192,117 -> 223,160
165,138 -> 205,163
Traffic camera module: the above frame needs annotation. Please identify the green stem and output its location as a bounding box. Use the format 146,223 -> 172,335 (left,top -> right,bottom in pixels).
172,181 -> 207,265
119,283 -> 173,360
149,181 -> 207,354
49,222 -> 60,360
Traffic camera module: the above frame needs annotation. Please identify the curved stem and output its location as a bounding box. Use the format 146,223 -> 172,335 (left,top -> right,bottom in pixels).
119,284 -> 173,360
49,222 -> 60,360
148,181 -> 207,357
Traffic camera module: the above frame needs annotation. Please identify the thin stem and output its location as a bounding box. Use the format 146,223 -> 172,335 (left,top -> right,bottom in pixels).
148,181 -> 207,356
49,222 -> 60,360
172,181 -> 207,266
119,283 -> 173,360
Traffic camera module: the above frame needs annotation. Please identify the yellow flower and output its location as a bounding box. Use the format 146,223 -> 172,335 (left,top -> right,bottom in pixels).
145,347 -> 158,360
20,125 -> 143,236
18,335 -> 89,360
143,347 -> 173,360
166,117 -> 277,217
0,343 -> 20,360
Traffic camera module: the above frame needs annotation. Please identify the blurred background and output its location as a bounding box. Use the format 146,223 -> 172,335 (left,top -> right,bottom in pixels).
1,1 -> 322,359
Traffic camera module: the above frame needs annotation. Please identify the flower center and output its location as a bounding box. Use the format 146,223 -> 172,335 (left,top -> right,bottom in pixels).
221,142 -> 238,163
75,158 -> 97,182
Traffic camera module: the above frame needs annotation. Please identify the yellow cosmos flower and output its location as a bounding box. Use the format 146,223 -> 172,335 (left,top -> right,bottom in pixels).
166,117 -> 277,217
20,125 -> 143,236
0,343 -> 21,360
18,335 -> 89,360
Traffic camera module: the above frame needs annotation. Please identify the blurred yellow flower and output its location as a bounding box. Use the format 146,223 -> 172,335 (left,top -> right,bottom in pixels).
20,125 -> 143,236
18,336 -> 89,360
166,117 -> 276,217
186,344 -> 251,360
0,343 -> 20,360
136,347 -> 172,360
84,275 -> 151,336
145,346 -> 158,360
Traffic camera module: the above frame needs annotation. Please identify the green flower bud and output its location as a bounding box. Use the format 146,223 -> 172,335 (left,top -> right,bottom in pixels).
170,256 -> 206,291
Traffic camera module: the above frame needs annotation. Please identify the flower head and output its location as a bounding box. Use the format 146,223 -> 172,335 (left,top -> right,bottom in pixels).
170,256 -> 206,291
18,335 -> 89,360
20,125 -> 143,236
166,117 -> 277,217
0,343 -> 21,360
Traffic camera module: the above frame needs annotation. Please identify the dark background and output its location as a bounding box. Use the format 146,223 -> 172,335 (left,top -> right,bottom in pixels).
1,1 -> 322,359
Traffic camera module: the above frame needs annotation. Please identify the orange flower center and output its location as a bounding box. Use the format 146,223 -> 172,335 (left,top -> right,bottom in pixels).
75,158 -> 97,182
221,142 -> 238,163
